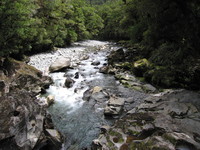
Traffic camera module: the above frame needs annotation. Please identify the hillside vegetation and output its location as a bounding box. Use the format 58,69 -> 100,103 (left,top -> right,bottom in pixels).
0,0 -> 200,89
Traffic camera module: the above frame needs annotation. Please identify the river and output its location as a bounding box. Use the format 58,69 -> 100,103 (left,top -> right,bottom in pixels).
28,40 -> 147,149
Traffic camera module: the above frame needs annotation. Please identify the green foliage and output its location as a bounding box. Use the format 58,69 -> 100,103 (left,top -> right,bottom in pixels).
0,0 -> 37,56
96,0 -> 200,89
0,0 -> 104,56
97,0 -> 129,40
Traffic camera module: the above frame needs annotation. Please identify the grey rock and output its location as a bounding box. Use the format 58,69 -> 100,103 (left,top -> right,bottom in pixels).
108,95 -> 124,106
99,66 -> 109,74
104,105 -> 122,116
49,57 -> 71,72
74,72 -> 79,79
65,77 -> 75,88
91,61 -> 100,66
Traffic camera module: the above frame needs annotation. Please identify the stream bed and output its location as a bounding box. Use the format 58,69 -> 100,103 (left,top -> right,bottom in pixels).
28,40 -> 147,149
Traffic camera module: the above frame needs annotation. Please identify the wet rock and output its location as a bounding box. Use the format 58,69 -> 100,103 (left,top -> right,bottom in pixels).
91,61 -> 100,66
47,95 -> 55,106
100,125 -> 111,134
74,72 -> 79,79
108,48 -> 125,65
99,66 -> 109,74
83,89 -> 93,101
49,57 -> 71,72
64,77 -> 75,88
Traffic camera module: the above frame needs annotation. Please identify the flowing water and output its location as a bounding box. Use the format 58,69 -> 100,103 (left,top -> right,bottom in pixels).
28,40 -> 146,149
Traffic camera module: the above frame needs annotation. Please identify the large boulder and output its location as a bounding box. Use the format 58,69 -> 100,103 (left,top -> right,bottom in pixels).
49,57 -> 71,72
104,95 -> 125,117
0,57 -> 61,150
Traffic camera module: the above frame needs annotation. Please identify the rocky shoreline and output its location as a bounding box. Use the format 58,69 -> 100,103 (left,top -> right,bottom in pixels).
0,57 -> 63,150
1,40 -> 200,150
91,46 -> 200,150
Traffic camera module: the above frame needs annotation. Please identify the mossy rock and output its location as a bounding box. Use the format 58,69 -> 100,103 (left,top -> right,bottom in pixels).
115,62 -> 132,70
133,58 -> 151,77
108,130 -> 124,143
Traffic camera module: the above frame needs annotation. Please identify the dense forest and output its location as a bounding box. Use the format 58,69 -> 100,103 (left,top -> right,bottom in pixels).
0,0 -> 200,89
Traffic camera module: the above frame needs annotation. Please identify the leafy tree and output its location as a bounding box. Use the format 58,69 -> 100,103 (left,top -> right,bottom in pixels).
0,0 -> 37,56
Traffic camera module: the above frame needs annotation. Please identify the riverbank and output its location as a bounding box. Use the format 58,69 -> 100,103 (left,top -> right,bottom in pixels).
1,40 -> 200,150
115,40 -> 200,91
91,42 -> 200,150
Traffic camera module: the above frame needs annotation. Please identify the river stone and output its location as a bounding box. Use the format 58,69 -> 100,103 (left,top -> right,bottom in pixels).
64,77 -> 75,88
47,95 -> 55,106
74,72 -> 79,79
99,66 -> 109,74
104,95 -> 125,116
83,89 -> 93,101
92,86 -> 103,94
108,95 -> 125,106
91,61 -> 100,66
104,106 -> 122,116
49,57 -> 71,72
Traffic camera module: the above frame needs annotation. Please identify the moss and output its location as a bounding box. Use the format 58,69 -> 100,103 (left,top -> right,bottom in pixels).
109,130 -> 124,143
131,85 -> 143,92
117,62 -> 132,70
127,129 -> 140,136
134,58 -> 150,68
106,136 -> 115,147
